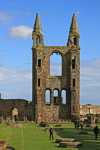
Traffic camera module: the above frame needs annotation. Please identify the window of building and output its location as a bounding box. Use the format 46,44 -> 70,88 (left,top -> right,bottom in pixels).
72,59 -> 75,69
73,79 -> 75,87
38,59 -> 41,67
73,38 -> 76,45
53,89 -> 59,97
38,78 -> 40,86
36,37 -> 39,47
61,90 -> 66,104
50,52 -> 62,76
45,89 -> 51,103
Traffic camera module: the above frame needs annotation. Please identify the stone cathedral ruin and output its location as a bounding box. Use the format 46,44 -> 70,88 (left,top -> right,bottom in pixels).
0,13 -> 81,122
32,13 -> 80,123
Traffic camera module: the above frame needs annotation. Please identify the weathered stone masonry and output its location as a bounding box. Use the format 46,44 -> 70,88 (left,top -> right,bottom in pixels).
0,99 -> 32,120
32,13 -> 80,123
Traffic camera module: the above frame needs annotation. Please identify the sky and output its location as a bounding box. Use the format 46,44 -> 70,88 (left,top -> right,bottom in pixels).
0,0 -> 100,105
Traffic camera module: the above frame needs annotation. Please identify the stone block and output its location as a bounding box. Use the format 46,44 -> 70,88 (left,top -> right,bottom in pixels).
56,138 -> 76,143
59,142 -> 83,148
78,131 -> 88,134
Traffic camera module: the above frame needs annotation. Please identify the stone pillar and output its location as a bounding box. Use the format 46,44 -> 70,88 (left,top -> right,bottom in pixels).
50,89 -> 53,121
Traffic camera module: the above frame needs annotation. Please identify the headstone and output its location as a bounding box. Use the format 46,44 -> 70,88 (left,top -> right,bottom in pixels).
23,116 -> 27,122
39,122 -> 49,127
6,121 -> 13,126
1,119 -> 5,125
14,123 -> 23,128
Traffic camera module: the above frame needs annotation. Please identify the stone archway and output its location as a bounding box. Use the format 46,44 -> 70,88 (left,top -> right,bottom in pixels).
11,108 -> 18,121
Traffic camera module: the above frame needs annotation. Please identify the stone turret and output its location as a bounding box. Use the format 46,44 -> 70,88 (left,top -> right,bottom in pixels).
70,14 -> 79,34
33,13 -> 43,34
67,14 -> 80,48
32,13 -> 44,48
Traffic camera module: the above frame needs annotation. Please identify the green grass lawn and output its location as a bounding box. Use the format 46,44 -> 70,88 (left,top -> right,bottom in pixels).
0,122 -> 100,150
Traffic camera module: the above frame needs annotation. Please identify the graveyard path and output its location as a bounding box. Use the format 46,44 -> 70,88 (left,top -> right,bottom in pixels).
21,129 -> 24,150
6,127 -> 12,142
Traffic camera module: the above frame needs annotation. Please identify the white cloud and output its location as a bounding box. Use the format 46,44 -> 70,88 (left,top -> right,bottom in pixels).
80,59 -> 100,105
9,26 -> 32,39
76,11 -> 80,16
0,57 -> 3,63
0,12 -> 12,21
0,65 -> 32,100
50,64 -> 61,75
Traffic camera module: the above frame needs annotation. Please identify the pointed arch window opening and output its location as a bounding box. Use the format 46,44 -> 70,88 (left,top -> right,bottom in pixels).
53,89 -> 59,105
72,59 -> 75,69
36,37 -> 40,47
45,89 -> 51,103
61,90 -> 66,104
53,89 -> 59,97
38,78 -> 40,86
50,52 -> 62,76
73,37 -> 77,45
73,79 -> 75,87
38,59 -> 41,67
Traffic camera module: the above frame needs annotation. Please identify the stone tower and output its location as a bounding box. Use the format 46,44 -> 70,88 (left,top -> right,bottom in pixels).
32,13 -> 80,123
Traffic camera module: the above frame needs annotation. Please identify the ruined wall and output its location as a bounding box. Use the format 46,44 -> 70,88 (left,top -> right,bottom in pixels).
32,45 -> 80,122
32,14 -> 80,123
80,104 -> 100,116
0,99 -> 33,120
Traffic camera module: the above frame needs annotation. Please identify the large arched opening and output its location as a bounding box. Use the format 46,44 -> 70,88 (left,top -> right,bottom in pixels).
11,107 -> 18,121
45,89 -> 51,104
53,89 -> 59,105
50,52 -> 62,76
61,89 -> 67,104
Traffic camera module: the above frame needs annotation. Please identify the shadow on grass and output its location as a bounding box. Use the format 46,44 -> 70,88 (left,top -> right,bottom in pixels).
54,126 -> 100,150
6,146 -> 16,150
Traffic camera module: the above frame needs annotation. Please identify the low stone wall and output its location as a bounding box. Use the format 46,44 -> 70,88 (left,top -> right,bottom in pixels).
0,99 -> 33,121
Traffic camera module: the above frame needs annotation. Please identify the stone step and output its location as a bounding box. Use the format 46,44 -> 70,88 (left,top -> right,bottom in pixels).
56,138 -> 76,143
59,142 -> 83,148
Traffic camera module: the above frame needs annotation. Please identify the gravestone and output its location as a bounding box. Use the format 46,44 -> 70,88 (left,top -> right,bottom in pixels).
14,123 -> 23,128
